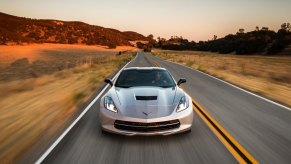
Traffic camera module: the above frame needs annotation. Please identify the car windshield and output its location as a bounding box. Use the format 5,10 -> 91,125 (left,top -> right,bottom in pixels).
115,69 -> 176,88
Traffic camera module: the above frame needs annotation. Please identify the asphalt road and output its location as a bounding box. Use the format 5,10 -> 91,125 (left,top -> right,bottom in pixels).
145,52 -> 291,164
41,51 -> 291,164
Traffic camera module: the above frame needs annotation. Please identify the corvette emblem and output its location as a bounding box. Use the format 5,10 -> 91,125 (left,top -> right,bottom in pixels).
142,111 -> 152,116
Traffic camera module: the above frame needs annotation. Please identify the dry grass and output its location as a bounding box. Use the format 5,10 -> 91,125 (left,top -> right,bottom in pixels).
0,48 -> 135,163
0,44 -> 137,82
153,49 -> 291,107
0,43 -> 137,67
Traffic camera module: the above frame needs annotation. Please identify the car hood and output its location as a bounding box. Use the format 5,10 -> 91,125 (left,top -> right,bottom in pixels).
113,86 -> 179,119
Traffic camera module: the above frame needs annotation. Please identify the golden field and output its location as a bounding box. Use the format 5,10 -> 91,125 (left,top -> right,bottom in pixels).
0,43 -> 137,67
153,49 -> 291,107
0,44 -> 136,162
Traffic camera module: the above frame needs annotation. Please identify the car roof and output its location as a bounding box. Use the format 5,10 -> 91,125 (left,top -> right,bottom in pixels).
123,67 -> 166,71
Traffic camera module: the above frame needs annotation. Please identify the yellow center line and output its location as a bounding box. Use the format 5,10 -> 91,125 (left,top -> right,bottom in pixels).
185,89 -> 258,164
145,52 -> 258,164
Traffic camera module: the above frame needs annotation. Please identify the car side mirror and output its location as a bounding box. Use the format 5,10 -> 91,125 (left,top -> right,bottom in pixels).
104,78 -> 113,86
177,78 -> 186,86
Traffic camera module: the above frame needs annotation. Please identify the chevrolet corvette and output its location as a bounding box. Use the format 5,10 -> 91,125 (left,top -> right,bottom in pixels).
99,67 -> 193,135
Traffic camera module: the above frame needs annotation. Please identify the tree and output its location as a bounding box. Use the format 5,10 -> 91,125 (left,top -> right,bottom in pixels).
147,34 -> 156,46
238,28 -> 245,34
68,37 -> 78,44
136,42 -> 144,49
147,34 -> 154,40
281,23 -> 291,32
256,26 -> 260,31
261,27 -> 269,31
143,45 -> 152,52
107,42 -> 117,49
213,35 -> 217,40
157,36 -> 161,42
27,32 -> 40,40
267,39 -> 288,54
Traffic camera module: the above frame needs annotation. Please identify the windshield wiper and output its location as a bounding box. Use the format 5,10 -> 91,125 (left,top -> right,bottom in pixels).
157,85 -> 174,88
115,85 -> 133,88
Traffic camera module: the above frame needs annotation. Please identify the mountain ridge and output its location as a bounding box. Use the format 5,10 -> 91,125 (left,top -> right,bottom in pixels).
0,12 -> 150,46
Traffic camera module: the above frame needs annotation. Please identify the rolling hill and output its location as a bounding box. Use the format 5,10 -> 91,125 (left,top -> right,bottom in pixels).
0,12 -> 150,46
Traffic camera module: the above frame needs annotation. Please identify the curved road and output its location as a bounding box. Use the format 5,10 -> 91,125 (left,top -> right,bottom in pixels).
40,51 -> 291,164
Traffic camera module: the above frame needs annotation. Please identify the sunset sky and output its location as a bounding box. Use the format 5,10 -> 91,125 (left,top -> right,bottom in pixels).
1,0 -> 290,41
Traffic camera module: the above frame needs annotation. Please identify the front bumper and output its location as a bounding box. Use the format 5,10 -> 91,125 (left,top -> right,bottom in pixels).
99,105 -> 193,136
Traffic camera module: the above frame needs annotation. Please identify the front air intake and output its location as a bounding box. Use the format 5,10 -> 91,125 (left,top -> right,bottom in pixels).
135,96 -> 157,100
114,120 -> 180,132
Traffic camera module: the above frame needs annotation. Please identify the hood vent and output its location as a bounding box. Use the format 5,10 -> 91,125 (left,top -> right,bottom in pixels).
136,96 -> 157,101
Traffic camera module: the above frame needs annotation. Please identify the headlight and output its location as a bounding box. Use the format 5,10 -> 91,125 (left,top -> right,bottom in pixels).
104,96 -> 118,113
176,96 -> 189,112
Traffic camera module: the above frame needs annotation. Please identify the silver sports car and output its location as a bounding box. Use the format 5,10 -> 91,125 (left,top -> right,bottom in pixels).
99,67 -> 193,136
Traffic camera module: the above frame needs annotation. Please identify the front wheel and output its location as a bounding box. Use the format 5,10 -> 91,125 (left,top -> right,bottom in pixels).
183,128 -> 192,134
101,129 -> 110,135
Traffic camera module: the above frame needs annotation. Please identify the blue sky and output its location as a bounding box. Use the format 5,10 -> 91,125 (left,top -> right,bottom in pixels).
1,0 -> 290,41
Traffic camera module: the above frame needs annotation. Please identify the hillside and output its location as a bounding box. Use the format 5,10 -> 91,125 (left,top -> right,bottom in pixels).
154,25 -> 291,55
0,12 -> 149,46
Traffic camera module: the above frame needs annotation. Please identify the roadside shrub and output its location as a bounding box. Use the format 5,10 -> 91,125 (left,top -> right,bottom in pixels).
136,42 -> 144,49
108,42 -> 117,49
267,38 -> 289,54
73,91 -> 85,103
186,61 -> 194,67
143,44 -> 152,52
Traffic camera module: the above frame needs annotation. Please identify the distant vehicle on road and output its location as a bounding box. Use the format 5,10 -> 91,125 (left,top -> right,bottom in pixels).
99,67 -> 193,135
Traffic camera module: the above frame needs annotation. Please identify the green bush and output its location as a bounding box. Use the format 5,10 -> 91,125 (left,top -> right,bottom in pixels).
73,91 -> 85,103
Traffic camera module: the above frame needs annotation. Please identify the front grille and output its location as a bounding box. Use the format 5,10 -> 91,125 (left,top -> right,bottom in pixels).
114,120 -> 180,132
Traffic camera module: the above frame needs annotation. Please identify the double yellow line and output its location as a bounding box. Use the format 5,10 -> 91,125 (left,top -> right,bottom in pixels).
190,95 -> 258,164
145,53 -> 258,164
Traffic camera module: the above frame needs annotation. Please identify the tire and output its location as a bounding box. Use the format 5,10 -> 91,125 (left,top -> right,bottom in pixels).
184,128 -> 192,134
101,129 -> 110,135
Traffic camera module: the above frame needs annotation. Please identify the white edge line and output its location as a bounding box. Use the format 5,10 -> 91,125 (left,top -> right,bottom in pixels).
35,52 -> 138,164
163,59 -> 291,111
